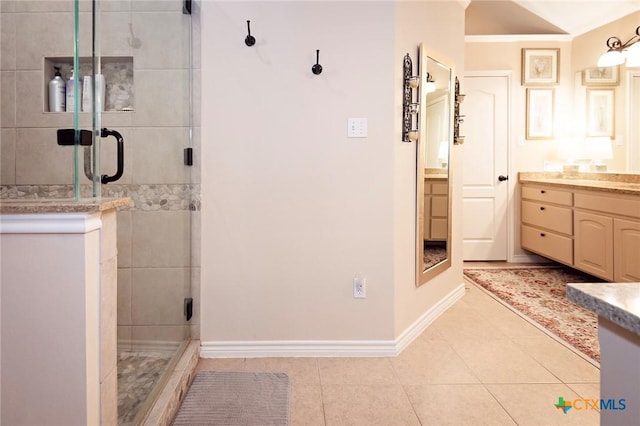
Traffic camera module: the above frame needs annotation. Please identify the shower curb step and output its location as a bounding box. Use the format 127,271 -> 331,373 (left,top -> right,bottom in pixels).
140,340 -> 200,426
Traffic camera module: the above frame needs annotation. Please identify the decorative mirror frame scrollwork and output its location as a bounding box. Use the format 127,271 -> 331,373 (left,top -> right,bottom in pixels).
416,44 -> 454,287
402,53 -> 420,142
454,77 -> 465,145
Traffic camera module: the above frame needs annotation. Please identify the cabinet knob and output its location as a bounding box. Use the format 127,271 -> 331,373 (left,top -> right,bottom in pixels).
540,190 -> 546,194
540,206 -> 545,211
540,233 -> 546,237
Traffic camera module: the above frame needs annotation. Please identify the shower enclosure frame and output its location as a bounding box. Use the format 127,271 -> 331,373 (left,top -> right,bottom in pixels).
0,0 -> 198,423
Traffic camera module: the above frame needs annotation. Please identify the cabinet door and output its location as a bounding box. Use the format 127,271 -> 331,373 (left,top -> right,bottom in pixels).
574,210 -> 613,281
614,218 -> 640,282
423,194 -> 430,241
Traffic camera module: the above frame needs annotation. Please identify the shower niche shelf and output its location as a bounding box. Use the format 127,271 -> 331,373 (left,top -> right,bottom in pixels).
44,56 -> 134,113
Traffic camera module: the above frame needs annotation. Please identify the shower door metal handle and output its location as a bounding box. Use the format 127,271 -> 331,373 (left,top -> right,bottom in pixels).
57,127 -> 125,184
100,128 -> 124,184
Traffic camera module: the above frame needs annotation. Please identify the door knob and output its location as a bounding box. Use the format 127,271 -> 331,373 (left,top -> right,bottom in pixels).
498,175 -> 509,181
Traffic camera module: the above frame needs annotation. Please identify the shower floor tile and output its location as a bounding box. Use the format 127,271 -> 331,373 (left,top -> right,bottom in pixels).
118,351 -> 173,425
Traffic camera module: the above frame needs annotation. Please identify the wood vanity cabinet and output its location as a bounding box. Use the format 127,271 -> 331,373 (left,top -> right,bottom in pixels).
423,183 -> 431,240
521,186 -> 573,265
521,183 -> 640,282
430,183 -> 448,240
424,181 -> 448,241
614,218 -> 640,281
574,210 -> 613,280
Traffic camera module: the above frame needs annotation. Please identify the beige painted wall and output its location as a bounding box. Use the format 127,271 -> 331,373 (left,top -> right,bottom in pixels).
572,11 -> 640,172
200,1 -> 465,343
393,1 -> 465,337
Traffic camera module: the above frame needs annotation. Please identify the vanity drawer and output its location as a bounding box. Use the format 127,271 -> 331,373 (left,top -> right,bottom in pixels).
521,200 -> 572,234
574,192 -> 640,219
522,185 -> 572,206
521,224 -> 573,265
432,183 -> 448,195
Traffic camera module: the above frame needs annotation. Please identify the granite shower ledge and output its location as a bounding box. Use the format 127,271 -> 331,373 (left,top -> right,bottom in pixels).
0,197 -> 131,214
519,172 -> 640,195
567,283 -> 640,336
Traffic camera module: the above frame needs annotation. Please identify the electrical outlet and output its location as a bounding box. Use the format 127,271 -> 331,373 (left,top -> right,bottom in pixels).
353,275 -> 366,298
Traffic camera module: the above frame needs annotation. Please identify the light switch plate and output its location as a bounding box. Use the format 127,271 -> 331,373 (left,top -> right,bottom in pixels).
348,118 -> 368,138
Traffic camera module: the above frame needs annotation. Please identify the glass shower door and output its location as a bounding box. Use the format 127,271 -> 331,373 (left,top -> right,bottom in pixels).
77,0 -> 195,424
1,0 -> 195,421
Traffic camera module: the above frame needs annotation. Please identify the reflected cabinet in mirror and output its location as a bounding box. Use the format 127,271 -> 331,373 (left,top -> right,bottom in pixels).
416,44 -> 454,287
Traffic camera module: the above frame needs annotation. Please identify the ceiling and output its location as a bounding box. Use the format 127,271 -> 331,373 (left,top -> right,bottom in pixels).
466,0 -> 640,36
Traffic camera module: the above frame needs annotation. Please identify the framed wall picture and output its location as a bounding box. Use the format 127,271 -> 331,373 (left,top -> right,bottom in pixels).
526,88 -> 554,139
521,48 -> 560,85
582,66 -> 620,86
586,88 -> 615,137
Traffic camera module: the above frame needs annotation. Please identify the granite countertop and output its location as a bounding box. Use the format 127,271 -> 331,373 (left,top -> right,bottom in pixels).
519,172 -> 640,195
0,197 -> 131,214
567,283 -> 640,336
424,175 -> 448,181
424,168 -> 448,181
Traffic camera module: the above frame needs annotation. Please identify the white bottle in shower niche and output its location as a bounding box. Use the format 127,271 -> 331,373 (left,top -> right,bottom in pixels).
65,68 -> 78,112
95,74 -> 106,112
82,74 -> 106,113
82,75 -> 93,112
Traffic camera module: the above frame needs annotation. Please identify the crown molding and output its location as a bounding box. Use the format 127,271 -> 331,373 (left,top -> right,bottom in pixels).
465,34 -> 574,43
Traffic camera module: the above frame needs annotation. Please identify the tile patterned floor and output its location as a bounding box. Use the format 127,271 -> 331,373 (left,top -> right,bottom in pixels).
117,351 -> 172,425
195,270 -> 601,425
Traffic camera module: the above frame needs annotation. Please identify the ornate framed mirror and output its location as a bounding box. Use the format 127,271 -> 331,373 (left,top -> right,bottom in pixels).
416,44 -> 454,287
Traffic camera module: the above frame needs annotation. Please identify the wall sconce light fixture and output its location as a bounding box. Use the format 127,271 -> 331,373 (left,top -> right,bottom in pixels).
597,25 -> 640,67
453,77 -> 465,145
403,53 -> 420,142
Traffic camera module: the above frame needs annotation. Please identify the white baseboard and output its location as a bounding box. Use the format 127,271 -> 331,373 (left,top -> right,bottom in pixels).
394,282 -> 466,354
511,252 -> 552,263
200,283 -> 465,358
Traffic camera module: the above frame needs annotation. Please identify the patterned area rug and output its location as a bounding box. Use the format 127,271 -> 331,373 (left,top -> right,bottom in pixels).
424,245 -> 447,270
463,266 -> 603,362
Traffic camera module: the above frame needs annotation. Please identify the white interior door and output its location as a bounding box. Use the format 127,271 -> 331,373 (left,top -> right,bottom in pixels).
462,74 -> 509,260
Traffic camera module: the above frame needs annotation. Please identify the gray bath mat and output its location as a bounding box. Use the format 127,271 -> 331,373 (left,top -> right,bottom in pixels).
171,371 -> 290,425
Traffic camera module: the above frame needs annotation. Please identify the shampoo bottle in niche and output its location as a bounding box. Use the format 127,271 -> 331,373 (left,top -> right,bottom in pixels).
65,68 -> 79,112
82,75 -> 93,112
48,66 -> 66,112
94,73 -> 105,112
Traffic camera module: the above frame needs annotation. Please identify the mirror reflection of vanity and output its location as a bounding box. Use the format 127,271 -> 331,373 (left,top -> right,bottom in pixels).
416,44 -> 455,287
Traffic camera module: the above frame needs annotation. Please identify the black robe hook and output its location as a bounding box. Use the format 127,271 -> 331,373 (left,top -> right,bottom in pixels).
245,20 -> 255,47
312,49 -> 323,75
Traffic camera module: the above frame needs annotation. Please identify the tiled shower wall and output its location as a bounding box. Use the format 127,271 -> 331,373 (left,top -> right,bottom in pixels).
0,0 -> 201,346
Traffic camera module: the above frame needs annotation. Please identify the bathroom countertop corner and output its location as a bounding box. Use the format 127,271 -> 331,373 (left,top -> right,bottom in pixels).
567,282 -> 640,336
